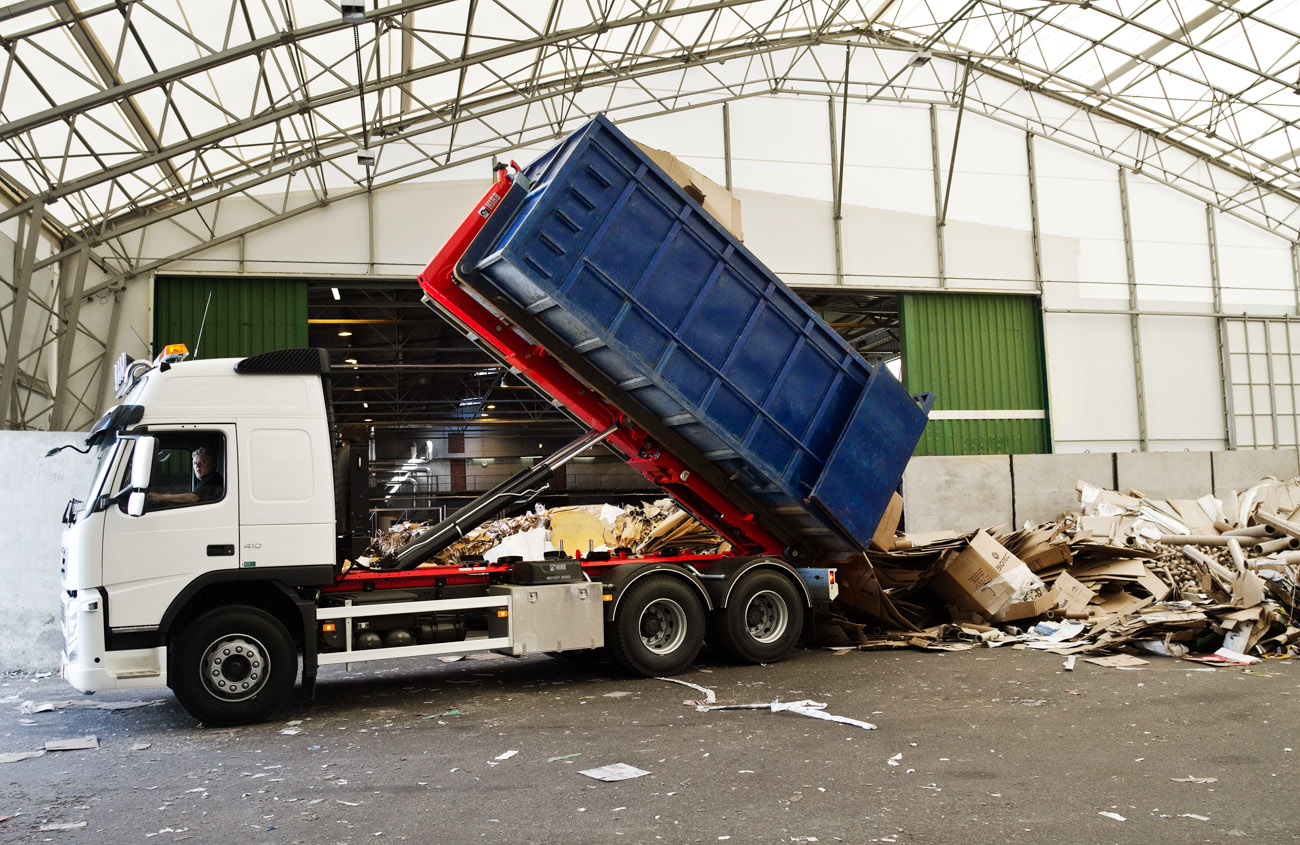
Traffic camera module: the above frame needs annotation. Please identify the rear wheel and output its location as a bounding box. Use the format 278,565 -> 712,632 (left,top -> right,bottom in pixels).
714,571 -> 804,664
607,575 -> 705,676
170,607 -> 297,726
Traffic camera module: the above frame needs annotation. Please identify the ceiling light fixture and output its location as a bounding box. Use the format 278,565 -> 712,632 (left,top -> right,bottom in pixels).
330,287 -> 341,301
338,330 -> 353,337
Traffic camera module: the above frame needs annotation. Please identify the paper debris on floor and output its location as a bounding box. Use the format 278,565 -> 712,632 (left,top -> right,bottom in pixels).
44,736 -> 99,751
579,763 -> 651,782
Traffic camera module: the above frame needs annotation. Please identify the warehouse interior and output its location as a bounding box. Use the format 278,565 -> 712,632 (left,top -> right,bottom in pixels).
4,5 -> 1300,838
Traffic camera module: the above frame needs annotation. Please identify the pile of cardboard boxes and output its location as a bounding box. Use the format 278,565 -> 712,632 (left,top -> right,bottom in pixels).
826,478 -> 1300,659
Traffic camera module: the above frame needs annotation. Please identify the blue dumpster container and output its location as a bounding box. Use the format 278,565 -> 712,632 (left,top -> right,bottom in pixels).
456,115 -> 929,554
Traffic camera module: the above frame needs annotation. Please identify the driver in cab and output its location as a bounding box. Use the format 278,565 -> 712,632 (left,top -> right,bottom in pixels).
147,447 -> 223,506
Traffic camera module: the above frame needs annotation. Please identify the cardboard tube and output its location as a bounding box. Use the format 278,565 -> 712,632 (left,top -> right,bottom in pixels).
1226,537 -> 1247,572
1223,524 -> 1270,538
1252,536 -> 1300,555
1159,535 -> 1229,546
1254,510 -> 1300,540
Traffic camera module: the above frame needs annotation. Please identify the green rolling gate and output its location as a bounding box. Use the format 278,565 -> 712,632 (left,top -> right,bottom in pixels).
900,292 -> 1049,456
153,276 -> 308,359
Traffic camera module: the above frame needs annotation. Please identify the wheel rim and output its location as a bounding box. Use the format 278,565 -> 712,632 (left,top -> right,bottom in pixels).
744,589 -> 788,644
639,598 -> 688,655
200,633 -> 270,702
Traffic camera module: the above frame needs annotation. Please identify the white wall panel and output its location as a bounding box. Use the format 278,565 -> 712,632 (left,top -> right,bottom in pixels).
372,180 -> 491,276
1139,316 -> 1225,449
1044,311 -> 1140,451
1217,214 -> 1295,313
1034,144 -> 1128,305
734,189 -> 837,287
241,192 -> 371,275
1128,176 -> 1213,311
841,205 -> 940,287
728,98 -> 832,202
621,107 -> 728,186
842,102 -> 936,218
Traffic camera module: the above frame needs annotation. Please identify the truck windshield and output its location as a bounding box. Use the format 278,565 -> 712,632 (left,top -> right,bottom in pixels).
80,440 -> 122,518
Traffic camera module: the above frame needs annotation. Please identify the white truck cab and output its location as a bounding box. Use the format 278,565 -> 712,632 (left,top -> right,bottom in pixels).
61,347 -> 337,720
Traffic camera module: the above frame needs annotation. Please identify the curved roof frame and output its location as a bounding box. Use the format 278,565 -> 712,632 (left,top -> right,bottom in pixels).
0,0 -> 1296,289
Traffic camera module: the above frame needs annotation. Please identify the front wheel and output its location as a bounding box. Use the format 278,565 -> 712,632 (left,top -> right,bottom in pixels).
713,571 -> 804,664
607,575 -> 705,676
170,607 -> 297,726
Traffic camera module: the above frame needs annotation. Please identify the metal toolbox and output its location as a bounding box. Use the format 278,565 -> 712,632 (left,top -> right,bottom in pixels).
489,583 -> 604,655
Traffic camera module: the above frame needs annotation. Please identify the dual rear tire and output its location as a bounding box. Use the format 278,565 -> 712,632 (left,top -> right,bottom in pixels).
606,570 -> 804,676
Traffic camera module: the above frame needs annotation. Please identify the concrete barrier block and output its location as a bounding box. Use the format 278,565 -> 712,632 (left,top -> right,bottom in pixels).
1115,451 -> 1212,502
902,455 -> 1012,534
1211,450 -> 1300,500
1011,453 -> 1114,526
0,432 -> 97,671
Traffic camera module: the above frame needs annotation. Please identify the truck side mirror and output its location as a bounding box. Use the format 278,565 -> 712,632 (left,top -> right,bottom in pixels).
127,435 -> 157,517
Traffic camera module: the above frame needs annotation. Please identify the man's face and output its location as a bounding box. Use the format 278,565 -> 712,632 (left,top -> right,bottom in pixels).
193,454 -> 214,479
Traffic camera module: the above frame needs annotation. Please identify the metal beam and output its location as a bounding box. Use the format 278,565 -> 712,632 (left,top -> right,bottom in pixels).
0,201 -> 44,428
0,0 -> 454,145
827,97 -> 844,286
929,105 -> 947,287
1118,167 -> 1147,450
721,102 -> 732,192
50,244 -> 88,430
1207,206 -> 1235,450
90,287 -> 122,421
0,0 -> 758,229
937,59 -> 971,229
1026,131 -> 1042,290
52,1 -> 184,193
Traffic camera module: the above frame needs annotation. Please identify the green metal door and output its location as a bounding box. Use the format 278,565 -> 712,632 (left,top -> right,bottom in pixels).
900,292 -> 1049,456
153,276 -> 307,359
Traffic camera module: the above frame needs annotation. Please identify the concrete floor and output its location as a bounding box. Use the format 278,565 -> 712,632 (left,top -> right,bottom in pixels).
0,646 -> 1297,844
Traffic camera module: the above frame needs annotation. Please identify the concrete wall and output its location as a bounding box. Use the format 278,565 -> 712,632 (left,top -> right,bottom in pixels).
1212,450 -> 1300,500
1,432 -> 97,671
1010,453 -> 1114,526
902,456 -> 1013,534
1116,451 -> 1212,502
901,448 -> 1300,534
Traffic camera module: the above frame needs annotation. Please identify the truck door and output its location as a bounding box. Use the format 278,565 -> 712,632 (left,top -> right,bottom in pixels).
101,425 -> 238,629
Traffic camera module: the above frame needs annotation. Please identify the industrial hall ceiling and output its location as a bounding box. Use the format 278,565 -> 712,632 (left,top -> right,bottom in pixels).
2,0 -> 1299,433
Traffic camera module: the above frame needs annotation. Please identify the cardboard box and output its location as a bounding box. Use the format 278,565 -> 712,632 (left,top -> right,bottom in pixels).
633,141 -> 744,241
1053,571 -> 1096,614
989,572 -> 1096,623
871,492 -> 904,552
993,589 -> 1059,622
930,530 -> 1028,617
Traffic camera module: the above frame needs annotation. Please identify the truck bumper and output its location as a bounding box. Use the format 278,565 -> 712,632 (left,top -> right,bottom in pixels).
61,589 -> 168,692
